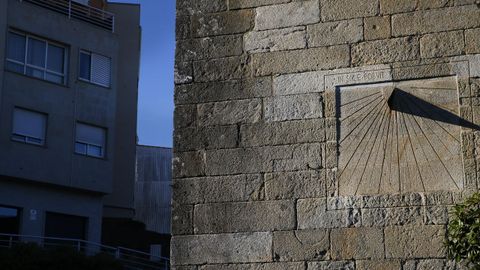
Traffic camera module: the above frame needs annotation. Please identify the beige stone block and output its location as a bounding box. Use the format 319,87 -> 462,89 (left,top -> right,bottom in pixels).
420,31 -> 465,58
307,261 -> 355,270
392,6 -> 480,36
229,0 -> 290,9
177,0 -> 227,16
251,45 -> 350,76
244,27 -> 306,53
273,230 -> 329,261
356,260 -> 401,270
192,10 -> 253,37
264,94 -> 323,122
321,0 -> 378,21
193,201 -> 295,233
176,35 -> 243,62
380,0 -> 416,14
364,16 -> 391,40
254,0 -> 320,31
331,227 -> 384,260
417,0 -> 451,10
193,56 -> 250,82
171,232 -> 272,265
466,28 -> 480,54
385,225 -> 446,258
197,99 -> 262,126
274,71 -> 325,95
173,151 -> 205,178
352,37 -> 419,65
265,170 -> 326,200
307,19 -> 363,47
200,262 -> 305,270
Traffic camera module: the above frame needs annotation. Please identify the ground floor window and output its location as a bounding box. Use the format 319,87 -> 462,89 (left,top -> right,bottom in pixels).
44,212 -> 87,241
0,206 -> 21,235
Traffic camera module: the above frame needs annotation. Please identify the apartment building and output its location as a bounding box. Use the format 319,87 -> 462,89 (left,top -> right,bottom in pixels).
0,0 -> 140,244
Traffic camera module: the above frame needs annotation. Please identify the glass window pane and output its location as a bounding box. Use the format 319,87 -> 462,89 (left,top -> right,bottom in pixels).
12,108 -> 47,144
79,52 -> 91,80
87,145 -> 102,157
46,72 -> 63,84
75,142 -> 87,155
11,134 -> 26,142
7,32 -> 26,63
47,44 -> 64,73
27,37 -> 46,68
26,67 -> 44,79
6,61 -> 24,73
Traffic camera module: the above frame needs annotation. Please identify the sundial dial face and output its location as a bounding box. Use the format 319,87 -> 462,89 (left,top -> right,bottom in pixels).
337,77 -> 469,196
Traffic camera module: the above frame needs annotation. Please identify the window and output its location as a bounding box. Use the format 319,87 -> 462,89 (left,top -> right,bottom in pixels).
79,51 -> 111,87
45,212 -> 87,241
12,108 -> 47,146
75,123 -> 106,158
6,31 -> 67,84
0,206 -> 21,235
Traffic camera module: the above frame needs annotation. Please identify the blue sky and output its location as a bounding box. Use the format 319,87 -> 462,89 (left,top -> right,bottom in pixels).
111,0 -> 175,147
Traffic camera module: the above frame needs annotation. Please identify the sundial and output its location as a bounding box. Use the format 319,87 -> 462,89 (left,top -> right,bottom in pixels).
336,77 -> 476,196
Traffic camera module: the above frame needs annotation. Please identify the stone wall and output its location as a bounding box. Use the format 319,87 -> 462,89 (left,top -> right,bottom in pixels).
172,0 -> 480,269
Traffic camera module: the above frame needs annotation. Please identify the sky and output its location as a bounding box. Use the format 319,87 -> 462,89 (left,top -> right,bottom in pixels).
111,0 -> 175,147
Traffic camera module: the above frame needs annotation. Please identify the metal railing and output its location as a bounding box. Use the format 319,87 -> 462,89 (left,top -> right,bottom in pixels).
0,233 -> 170,270
21,0 -> 115,32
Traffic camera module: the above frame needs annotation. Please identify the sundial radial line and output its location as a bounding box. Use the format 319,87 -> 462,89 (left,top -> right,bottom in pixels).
404,93 -> 459,143
340,98 -> 384,145
409,86 -> 457,91
339,103 -> 386,190
338,102 -> 388,183
396,111 -> 401,193
341,94 -> 383,124
340,91 -> 382,108
377,109 -> 393,193
403,100 -> 460,189
338,101 -> 387,177
401,110 -> 426,192
355,106 -> 391,195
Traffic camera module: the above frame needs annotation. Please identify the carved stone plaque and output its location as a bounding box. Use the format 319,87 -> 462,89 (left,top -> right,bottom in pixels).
337,77 -> 467,196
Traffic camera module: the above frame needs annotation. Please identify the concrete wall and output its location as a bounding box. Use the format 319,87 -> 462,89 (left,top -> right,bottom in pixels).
172,0 -> 480,269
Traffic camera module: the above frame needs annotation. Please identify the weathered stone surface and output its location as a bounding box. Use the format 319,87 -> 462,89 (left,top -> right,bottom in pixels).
274,71 -> 325,95
417,0 -> 451,10
265,170 -> 326,199
240,119 -> 325,147
466,28 -> 480,54
356,260 -> 401,270
177,0 -> 227,16
380,0 -> 416,14
194,56 -> 249,82
244,27 -> 306,53
200,262 -> 305,270
307,261 -> 355,270
174,125 -> 238,152
172,204 -> 193,235
254,0 -> 320,31
352,37 -> 420,65
229,0 -> 290,9
403,259 -> 458,270
172,266 -> 197,270
307,19 -> 363,47
173,151 -> 205,178
273,230 -> 329,261
176,35 -> 243,62
173,174 -> 264,204
385,225 -> 446,258
171,232 -> 272,265
321,0 -> 378,21
192,10 -> 253,37
392,6 -> 480,36
264,94 -> 323,122
176,16 -> 191,40
273,143 -> 324,171
364,16 -> 391,40
297,198 -> 361,229
251,45 -> 350,76
361,207 -> 424,227
197,99 -> 262,126
424,206 -> 449,225
174,105 -> 196,129
420,31 -> 465,58
174,61 -> 193,84
175,77 -> 272,105
193,201 -> 295,233
331,227 -> 384,260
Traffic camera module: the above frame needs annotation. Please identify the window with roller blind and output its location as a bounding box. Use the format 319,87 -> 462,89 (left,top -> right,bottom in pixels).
78,50 -> 111,87
11,107 -> 47,146
5,30 -> 68,85
75,122 -> 106,158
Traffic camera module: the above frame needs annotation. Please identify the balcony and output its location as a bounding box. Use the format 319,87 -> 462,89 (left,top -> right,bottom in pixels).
21,0 -> 115,32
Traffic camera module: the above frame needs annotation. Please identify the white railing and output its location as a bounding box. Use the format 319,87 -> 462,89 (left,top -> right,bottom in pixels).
0,233 -> 170,270
21,0 -> 115,32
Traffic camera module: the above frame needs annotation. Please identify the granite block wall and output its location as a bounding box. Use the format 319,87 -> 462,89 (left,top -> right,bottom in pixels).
173,0 -> 480,269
